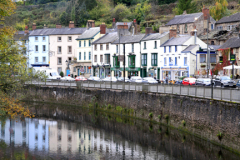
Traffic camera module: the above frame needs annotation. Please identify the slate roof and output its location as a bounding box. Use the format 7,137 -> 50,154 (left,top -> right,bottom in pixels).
29,28 -> 86,36
218,37 -> 240,49
161,36 -> 192,46
141,32 -> 169,41
113,22 -> 133,30
166,12 -> 216,26
198,30 -> 229,40
14,31 -> 32,41
92,32 -> 118,44
112,34 -> 146,44
166,13 -> 202,26
76,27 -> 100,40
209,45 -> 220,51
181,44 -> 199,53
216,13 -> 240,24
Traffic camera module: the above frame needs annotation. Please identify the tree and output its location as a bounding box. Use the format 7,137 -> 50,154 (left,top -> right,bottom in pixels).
112,3 -> 131,22
134,0 -> 151,23
172,0 -> 198,15
210,0 -> 229,21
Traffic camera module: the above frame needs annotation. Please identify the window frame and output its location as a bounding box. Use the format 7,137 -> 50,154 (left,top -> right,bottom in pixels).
42,45 -> 46,52
113,56 -> 120,67
79,41 -> 81,47
84,52 -> 86,60
94,55 -> 97,62
68,36 -> 72,42
68,46 -> 72,54
154,41 -> 157,49
151,53 -> 157,66
35,57 -> 38,63
57,37 -> 62,42
128,55 -> 136,68
200,54 -> 206,63
144,42 -> 146,49
57,57 -> 62,65
35,45 -> 38,52
89,52 -> 91,60
42,57 -> 46,63
57,46 -> 61,54
141,54 -> 147,66
106,43 -> 109,50
79,52 -> 81,60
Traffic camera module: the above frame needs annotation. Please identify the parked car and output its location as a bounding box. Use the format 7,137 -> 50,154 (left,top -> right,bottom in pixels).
61,76 -> 75,81
182,78 -> 196,85
236,80 -> 240,88
130,76 -> 143,83
117,77 -> 130,82
102,77 -> 118,82
88,76 -> 102,81
142,77 -> 158,84
75,76 -> 87,81
214,76 -> 236,88
195,78 -> 211,86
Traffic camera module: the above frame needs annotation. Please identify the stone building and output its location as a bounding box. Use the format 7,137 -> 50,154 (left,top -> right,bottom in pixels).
159,7 -> 216,36
215,13 -> 240,31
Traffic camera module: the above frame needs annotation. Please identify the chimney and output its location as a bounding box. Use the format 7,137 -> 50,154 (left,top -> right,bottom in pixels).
145,27 -> 153,35
56,24 -> 62,28
190,29 -> 197,44
24,26 -> 29,34
100,23 -> 106,34
169,27 -> 177,39
118,23 -> 128,36
69,21 -> 75,28
112,18 -> 116,28
43,24 -> 47,29
87,20 -> 95,29
133,19 -> 137,34
32,23 -> 36,30
202,5 -> 210,20
183,10 -> 187,15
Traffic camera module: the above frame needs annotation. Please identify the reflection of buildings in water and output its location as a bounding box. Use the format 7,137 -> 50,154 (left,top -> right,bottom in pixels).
49,121 -> 80,154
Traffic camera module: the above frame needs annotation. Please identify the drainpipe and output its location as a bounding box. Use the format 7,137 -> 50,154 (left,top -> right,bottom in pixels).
139,41 -> 141,77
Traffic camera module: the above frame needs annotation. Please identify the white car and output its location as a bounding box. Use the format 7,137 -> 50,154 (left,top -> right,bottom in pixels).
88,76 -> 102,81
130,76 -> 143,83
142,77 -> 158,84
61,76 -> 75,81
102,77 -> 118,82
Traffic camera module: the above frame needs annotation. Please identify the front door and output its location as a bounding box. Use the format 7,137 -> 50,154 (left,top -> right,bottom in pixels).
66,69 -> 70,76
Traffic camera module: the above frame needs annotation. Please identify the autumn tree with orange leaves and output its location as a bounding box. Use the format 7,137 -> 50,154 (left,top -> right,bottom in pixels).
210,0 -> 229,21
0,0 -> 34,119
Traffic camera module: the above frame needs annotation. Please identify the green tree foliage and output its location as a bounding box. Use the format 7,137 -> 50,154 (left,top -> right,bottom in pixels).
112,3 -> 132,22
172,0 -> 198,15
60,11 -> 69,26
210,0 -> 229,21
134,0 -> 151,23
89,0 -> 112,23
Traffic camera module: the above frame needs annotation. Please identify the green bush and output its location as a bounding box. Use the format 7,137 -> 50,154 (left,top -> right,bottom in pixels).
148,112 -> 153,119
60,71 -> 64,77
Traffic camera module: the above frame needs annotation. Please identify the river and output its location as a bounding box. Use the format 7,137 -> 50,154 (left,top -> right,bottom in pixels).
0,103 -> 239,160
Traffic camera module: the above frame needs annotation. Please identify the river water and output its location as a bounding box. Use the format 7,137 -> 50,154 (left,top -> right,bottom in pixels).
0,103 -> 239,160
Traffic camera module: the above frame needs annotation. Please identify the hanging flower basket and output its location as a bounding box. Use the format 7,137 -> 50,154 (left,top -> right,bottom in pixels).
201,65 -> 206,68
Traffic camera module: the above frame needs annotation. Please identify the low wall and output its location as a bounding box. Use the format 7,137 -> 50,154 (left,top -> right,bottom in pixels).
22,85 -> 240,153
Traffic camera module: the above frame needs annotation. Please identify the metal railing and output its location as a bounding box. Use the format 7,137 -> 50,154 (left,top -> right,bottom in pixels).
27,80 -> 240,103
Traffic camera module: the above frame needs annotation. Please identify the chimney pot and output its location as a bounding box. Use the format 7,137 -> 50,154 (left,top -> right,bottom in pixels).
202,6 -> 210,20
87,20 -> 95,29
69,21 -> 75,28
56,24 -> 62,28
100,23 -> 106,34
24,26 -> 29,34
145,27 -> 153,35
169,27 -> 177,39
32,23 -> 36,30
112,18 -> 116,28
113,18 -> 115,23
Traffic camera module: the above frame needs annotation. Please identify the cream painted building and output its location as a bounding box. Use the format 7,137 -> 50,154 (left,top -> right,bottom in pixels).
49,22 -> 86,76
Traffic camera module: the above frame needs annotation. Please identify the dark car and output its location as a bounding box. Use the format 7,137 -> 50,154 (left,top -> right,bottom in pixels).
195,78 -> 211,86
214,76 -> 236,88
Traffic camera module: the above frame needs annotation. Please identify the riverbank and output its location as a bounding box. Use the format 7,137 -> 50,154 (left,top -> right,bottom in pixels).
21,85 -> 240,154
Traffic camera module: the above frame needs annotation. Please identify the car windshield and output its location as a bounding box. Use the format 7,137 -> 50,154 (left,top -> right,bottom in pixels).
221,77 -> 231,80
52,72 -> 59,76
203,79 -> 211,82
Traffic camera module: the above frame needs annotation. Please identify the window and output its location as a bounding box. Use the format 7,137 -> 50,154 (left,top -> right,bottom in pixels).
58,57 -> 62,65
105,54 -> 110,64
210,54 -> 216,63
106,43 -> 109,50
95,44 -> 97,50
35,57 -> 38,63
184,24 -> 188,33
89,52 -> 91,60
35,45 -> 38,52
164,57 -> 167,65
177,25 -> 180,33
169,46 -> 171,52
68,36 -> 72,42
89,40 -> 91,46
35,37 -> 38,41
116,45 -> 118,53
43,45 -> 46,52
217,26 -> 223,30
68,46 -> 72,54
57,67 -> 62,74
58,37 -> 61,42
175,57 -> 177,65
100,44 -> 103,50
144,42 -> 146,49
79,52 -> 81,60
113,56 -> 120,67
154,41 -> 157,49
164,46 -> 166,53
94,55 -> 97,62
128,55 -> 135,67
84,52 -> 86,60
58,46 -> 61,54
211,24 -> 214,30
79,41 -> 81,47
141,54 -> 147,66
169,57 -> 173,66
42,37 -> 45,41
132,43 -> 134,52
74,67 -> 76,72
184,57 -> 187,65
211,41 -> 214,45
68,57 -> 71,63
175,46 -> 177,52
151,53 -> 157,66
42,57 -> 46,63
84,66 -> 86,73
200,54 -> 206,63
84,40 -> 86,47
100,55 -> 103,62
227,25 -> 232,31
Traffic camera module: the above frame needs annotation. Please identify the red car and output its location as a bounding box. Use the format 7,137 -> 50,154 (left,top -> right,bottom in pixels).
75,76 -> 87,81
182,78 -> 196,85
